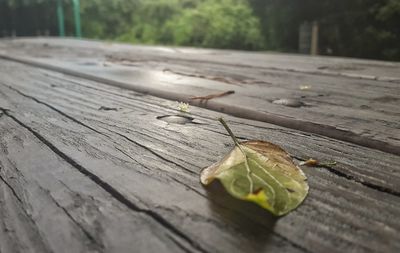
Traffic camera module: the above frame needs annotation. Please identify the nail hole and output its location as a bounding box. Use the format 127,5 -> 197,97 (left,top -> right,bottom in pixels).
98,106 -> 118,111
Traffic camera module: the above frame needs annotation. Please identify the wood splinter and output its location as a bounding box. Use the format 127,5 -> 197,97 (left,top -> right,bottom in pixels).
190,90 -> 235,101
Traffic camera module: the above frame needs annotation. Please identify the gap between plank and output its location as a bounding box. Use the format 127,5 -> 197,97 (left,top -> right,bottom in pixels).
0,104 -> 311,253
0,108 -> 208,253
2,81 -> 400,200
0,55 -> 398,156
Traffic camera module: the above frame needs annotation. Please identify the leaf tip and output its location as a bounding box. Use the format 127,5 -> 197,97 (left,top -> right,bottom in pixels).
200,164 -> 218,185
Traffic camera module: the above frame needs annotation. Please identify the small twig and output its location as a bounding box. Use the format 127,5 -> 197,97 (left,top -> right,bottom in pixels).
292,156 -> 337,168
190,90 -> 235,101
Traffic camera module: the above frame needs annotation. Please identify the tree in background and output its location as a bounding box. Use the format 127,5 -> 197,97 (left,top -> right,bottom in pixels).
165,0 -> 264,50
0,0 -> 57,36
116,0 -> 182,44
79,0 -> 138,39
1,0 -> 399,60
367,0 -> 400,60
248,0 -> 400,60
116,0 -> 264,50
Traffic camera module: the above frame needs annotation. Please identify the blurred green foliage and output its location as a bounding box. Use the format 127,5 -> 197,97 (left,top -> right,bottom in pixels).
78,0 -> 264,50
1,0 -> 400,60
166,0 -> 264,49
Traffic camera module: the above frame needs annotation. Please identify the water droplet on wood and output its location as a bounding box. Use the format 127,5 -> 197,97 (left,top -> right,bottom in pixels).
157,115 -> 194,124
272,98 -> 304,108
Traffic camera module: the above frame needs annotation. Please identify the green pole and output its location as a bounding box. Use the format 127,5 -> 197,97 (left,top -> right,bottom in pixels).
56,0 -> 65,37
72,0 -> 81,38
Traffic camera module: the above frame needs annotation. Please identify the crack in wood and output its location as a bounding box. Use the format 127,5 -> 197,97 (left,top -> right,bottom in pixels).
0,174 -> 53,253
4,84 -> 107,137
0,118 -> 104,251
165,233 -> 199,253
0,109 -> 208,253
0,174 -> 23,204
105,127 -> 198,176
109,55 -> 400,83
34,181 -> 105,250
1,104 -> 310,252
0,70 -> 398,252
1,42 -> 400,251
1,82 -> 400,199
292,155 -> 400,198
1,55 -> 399,156
108,129 -> 311,252
113,144 -> 311,252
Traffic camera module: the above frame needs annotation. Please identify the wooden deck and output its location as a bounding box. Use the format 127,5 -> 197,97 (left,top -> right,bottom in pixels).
0,38 -> 399,253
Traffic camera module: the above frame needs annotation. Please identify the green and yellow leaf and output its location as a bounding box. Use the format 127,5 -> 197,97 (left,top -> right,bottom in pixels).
200,118 -> 309,216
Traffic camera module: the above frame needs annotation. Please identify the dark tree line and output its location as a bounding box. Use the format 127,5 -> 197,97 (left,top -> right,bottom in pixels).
1,0 -> 399,60
249,0 -> 400,60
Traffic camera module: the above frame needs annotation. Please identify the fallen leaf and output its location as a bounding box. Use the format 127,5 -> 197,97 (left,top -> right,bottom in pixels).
200,118 -> 309,216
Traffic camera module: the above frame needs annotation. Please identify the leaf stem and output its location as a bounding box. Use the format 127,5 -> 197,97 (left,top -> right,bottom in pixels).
218,117 -> 240,146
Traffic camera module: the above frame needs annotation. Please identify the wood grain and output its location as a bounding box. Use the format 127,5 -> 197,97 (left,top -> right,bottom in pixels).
1,38 -> 400,81
0,38 -> 399,154
0,59 -> 399,253
0,112 -> 202,253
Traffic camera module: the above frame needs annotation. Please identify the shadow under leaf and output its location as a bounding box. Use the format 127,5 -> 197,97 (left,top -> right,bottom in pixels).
204,181 -> 280,251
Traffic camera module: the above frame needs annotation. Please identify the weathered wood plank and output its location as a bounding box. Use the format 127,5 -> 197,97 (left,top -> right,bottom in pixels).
0,113 -> 201,253
0,80 -> 303,253
0,38 -> 399,154
1,38 -> 400,81
1,59 -> 399,253
1,59 -> 399,193
0,178 -> 50,253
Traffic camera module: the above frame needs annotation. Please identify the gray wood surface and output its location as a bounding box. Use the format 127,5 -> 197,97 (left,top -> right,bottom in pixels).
1,58 -> 399,253
0,38 -> 399,155
2,38 -> 400,81
0,117 -> 191,253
